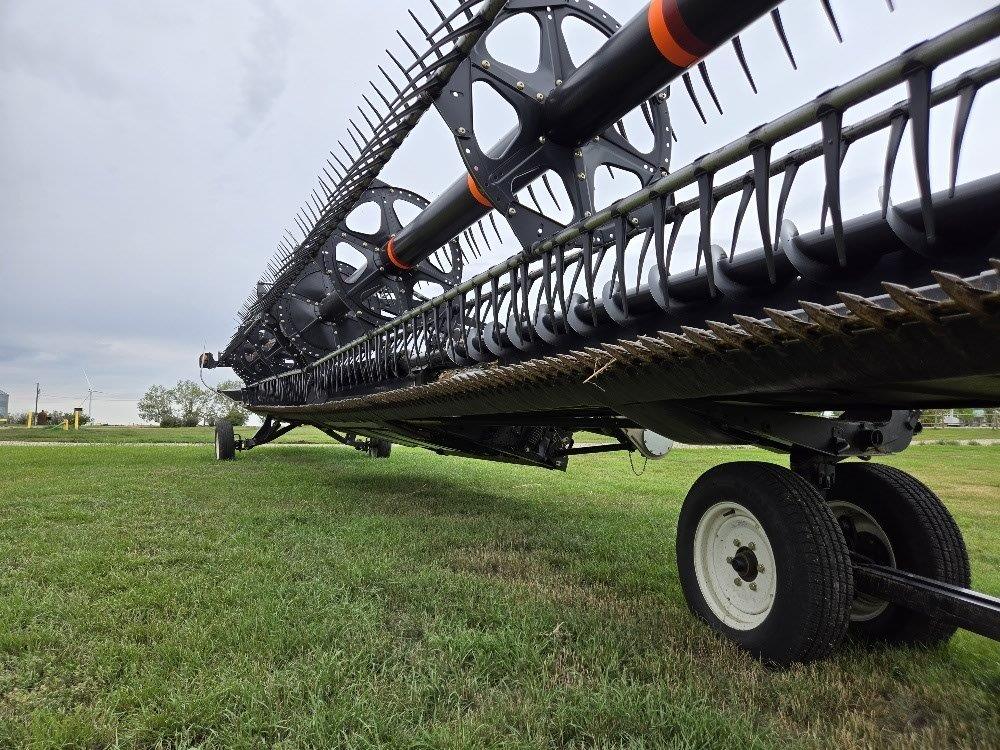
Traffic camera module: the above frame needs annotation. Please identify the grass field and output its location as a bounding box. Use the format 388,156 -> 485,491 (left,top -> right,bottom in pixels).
1,440 -> 997,749
1,424 -> 997,445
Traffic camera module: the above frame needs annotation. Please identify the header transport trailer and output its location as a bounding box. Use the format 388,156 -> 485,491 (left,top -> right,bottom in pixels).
201,1 -> 1000,666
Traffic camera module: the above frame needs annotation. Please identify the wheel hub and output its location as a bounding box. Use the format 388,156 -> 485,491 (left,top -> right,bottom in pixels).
829,500 -> 896,621
693,502 -> 777,630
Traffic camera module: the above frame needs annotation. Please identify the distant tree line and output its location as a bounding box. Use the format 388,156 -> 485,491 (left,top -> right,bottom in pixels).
137,379 -> 249,427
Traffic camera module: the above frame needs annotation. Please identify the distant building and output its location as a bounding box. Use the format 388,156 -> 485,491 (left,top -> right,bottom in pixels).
0,389 -> 8,419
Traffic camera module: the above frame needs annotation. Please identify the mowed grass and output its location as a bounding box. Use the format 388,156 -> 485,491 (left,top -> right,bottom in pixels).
1,442 -> 997,749
0,425 -> 336,445
3,425 -> 998,447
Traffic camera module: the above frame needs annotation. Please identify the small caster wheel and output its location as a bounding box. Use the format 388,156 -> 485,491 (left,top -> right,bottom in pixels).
676,461 -> 853,666
367,438 -> 391,458
828,463 -> 970,646
215,420 -> 236,460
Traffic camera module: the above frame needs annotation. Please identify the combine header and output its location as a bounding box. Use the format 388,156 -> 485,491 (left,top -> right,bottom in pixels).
201,1 -> 1000,664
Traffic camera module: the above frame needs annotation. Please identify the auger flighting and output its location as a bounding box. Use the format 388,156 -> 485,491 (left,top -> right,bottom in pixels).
202,1 -> 1000,666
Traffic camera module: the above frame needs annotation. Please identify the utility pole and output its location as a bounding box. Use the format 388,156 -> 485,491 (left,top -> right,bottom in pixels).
34,382 -> 40,415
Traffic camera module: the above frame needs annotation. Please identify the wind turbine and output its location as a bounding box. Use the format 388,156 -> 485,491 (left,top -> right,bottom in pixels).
83,370 -> 103,420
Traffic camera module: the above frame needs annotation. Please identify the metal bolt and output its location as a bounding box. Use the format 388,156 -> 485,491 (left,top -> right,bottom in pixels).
658,92 -> 667,101
726,556 -> 733,564
555,78 -> 563,85
748,542 -> 755,551
538,135 -> 546,143
733,539 -> 741,547
574,149 -> 583,158
516,81 -> 525,90
481,59 -> 491,69
734,578 -> 743,587
536,92 -> 544,101
584,210 -> 592,217
757,563 -> 765,573
457,126 -> 467,135
748,582 -> 757,591
630,217 -> 639,225
577,172 -> 586,181
508,207 -> 517,216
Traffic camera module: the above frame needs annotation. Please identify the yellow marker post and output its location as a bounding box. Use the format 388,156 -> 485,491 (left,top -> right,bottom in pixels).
73,408 -> 82,430
63,419 -> 69,431
27,412 -> 33,428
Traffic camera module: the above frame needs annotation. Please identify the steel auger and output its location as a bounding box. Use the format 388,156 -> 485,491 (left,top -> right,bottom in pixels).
201,1 -> 1000,666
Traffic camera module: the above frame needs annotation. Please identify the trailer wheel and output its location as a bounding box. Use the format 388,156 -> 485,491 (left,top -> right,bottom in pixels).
677,462 -> 853,666
828,463 -> 970,645
367,438 -> 391,458
215,420 -> 236,460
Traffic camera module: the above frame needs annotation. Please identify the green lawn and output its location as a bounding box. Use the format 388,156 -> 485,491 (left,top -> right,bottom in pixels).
0,443 -> 997,749
3,424 -> 995,447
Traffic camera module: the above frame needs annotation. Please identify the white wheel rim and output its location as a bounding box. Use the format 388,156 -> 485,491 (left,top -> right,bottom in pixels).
829,500 -> 895,621
693,502 -> 777,630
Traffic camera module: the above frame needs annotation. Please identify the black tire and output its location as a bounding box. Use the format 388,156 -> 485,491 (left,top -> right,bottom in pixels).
829,462 -> 970,645
368,438 -> 391,458
215,420 -> 236,460
677,462 -> 853,666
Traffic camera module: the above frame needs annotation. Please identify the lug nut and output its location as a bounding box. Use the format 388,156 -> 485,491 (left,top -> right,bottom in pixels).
748,582 -> 757,591
516,81 -> 525,90
734,578 -> 743,587
747,542 -> 755,551
733,539 -> 741,547
536,92 -> 544,101
757,563 -> 765,573
726,556 -> 733,564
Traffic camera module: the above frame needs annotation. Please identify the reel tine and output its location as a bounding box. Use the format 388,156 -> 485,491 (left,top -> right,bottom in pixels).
751,144 -> 776,283
907,66 -> 936,243
426,0 -> 480,39
408,9 -> 438,54
731,37 -> 757,94
640,100 -> 656,132
698,61 -> 723,115
819,0 -> 844,43
526,183 -> 545,214
820,137 -> 850,240
950,83 -> 977,198
466,225 -> 482,257
379,65 -> 403,96
477,219 -> 492,252
697,171 -> 717,296
730,177 -> 754,259
489,212 -> 503,243
682,72 -> 708,124
774,160 -> 800,251
433,14 -> 488,48
426,0 -> 454,37
541,173 -> 562,211
370,81 -> 393,109
820,108 -> 847,267
770,9 -> 797,71
881,112 -> 907,218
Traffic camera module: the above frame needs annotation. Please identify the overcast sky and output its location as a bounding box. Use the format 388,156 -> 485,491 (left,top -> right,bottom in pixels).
1,0 -> 996,423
